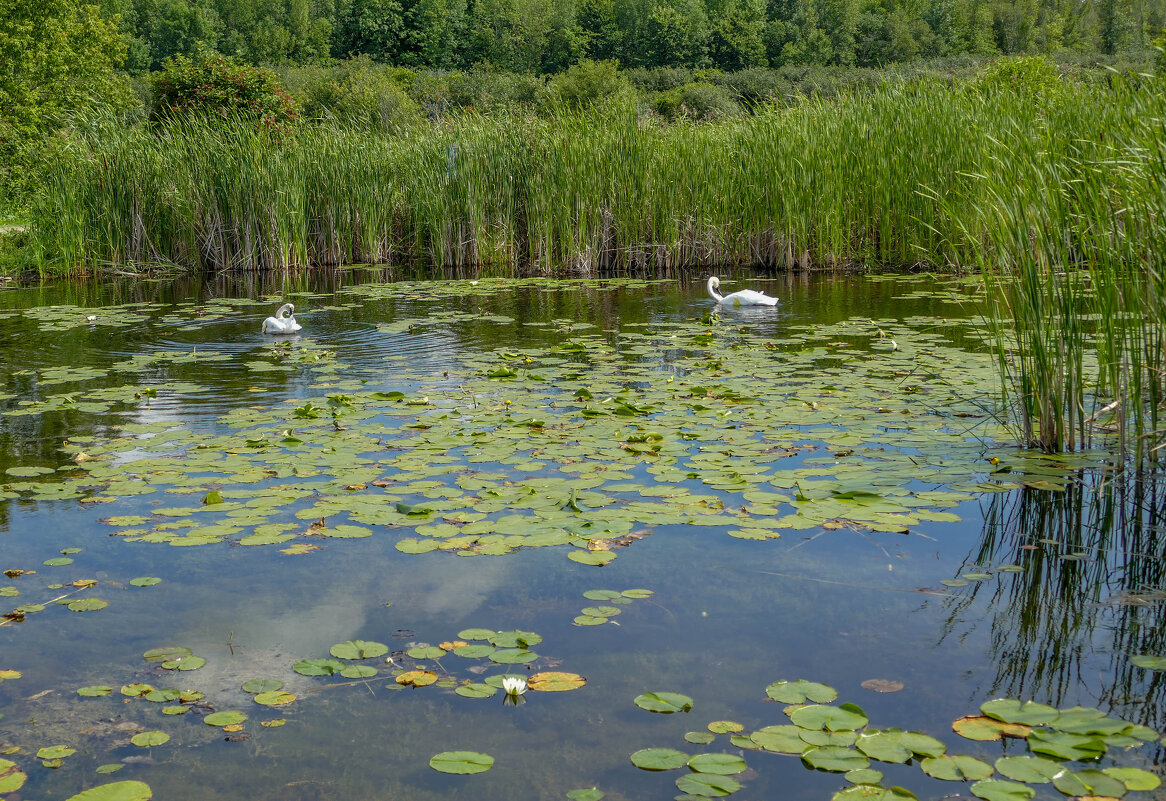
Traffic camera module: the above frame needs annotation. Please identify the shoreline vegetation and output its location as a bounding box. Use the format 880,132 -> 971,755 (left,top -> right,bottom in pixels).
4,52 -> 1165,465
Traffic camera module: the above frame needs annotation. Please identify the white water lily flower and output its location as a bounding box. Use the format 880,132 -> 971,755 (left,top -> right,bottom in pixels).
501,676 -> 527,696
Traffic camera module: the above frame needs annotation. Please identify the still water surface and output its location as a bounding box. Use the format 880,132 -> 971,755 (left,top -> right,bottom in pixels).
0,272 -> 1162,801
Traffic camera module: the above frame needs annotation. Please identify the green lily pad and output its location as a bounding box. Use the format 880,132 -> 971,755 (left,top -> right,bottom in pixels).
241,679 -> 283,694
686,731 -> 717,744
294,658 -> 344,676
920,755 -> 994,781
1026,729 -> 1106,760
969,780 -> 1035,801
340,665 -> 378,679
831,786 -> 917,800
687,753 -> 747,775
128,577 -> 161,587
568,550 -> 617,566
802,746 -> 870,772
634,691 -> 694,713
750,725 -> 809,754
790,703 -> 869,731
130,731 -> 169,747
407,646 -> 447,659
63,781 -> 153,800
454,683 -> 497,698
1130,654 -> 1166,670
330,640 -> 389,659
490,648 -> 538,664
1051,768 -> 1128,798
630,748 -> 690,770
844,768 -> 884,785
203,710 -> 247,727
993,755 -> 1061,783
674,772 -> 741,797
1103,766 -> 1161,791
254,691 -> 296,706
566,789 -> 604,801
765,679 -> 838,704
980,699 -> 1058,726
37,745 -> 76,760
429,751 -> 494,774
77,685 -> 114,697
67,598 -> 108,612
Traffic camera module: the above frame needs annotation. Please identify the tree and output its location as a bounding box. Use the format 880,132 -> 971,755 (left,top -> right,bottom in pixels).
0,0 -> 131,206
707,0 -> 768,69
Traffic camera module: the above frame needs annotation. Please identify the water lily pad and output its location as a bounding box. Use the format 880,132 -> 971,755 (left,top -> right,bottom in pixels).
674,772 -> 740,797
686,731 -> 716,744
751,725 -> 808,754
128,577 -> 161,587
765,679 -> 838,704
993,756 -> 1062,783
130,731 -> 169,747
920,754 -> 994,781
831,786 -> 917,800
969,780 -> 1035,801
68,598 -> 108,612
254,691 -> 296,706
96,764 -> 124,774
455,683 -> 497,698
1026,729 -> 1106,760
1129,654 -> 1166,670
707,721 -> 743,734
407,646 -> 447,659
330,640 -> 389,659
294,658 -> 344,676
634,691 -> 693,713
790,703 -> 869,731
490,649 -> 538,664
340,665 -> 378,679
242,679 -> 283,694
687,753 -> 747,775
1051,768 -> 1127,797
980,699 -> 1059,726
528,672 -> 586,692
429,751 -> 494,774
952,716 -> 1030,741
78,685 -> 113,697
396,670 -> 438,687
38,745 -> 76,760
568,550 -> 617,566
566,788 -> 604,801
63,781 -> 153,800
844,768 -> 884,785
204,710 -> 247,727
802,746 -> 869,772
1103,767 -> 1161,791
631,748 -> 690,770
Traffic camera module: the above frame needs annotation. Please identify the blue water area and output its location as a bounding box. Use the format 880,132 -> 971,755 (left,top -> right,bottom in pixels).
0,272 -> 1162,801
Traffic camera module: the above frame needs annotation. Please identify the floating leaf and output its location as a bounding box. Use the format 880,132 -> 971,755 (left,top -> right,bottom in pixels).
254,691 -> 296,706
406,646 -> 447,660
330,640 -> 389,660
686,731 -> 716,744
63,781 -> 153,801
994,756 -> 1062,783
489,648 -> 538,664
831,786 -> 917,800
1027,729 -> 1106,760
396,670 -> 438,687
204,711 -> 247,727
920,755 -> 994,781
630,748 -> 690,771
751,725 -> 809,754
803,746 -> 870,772
568,550 -> 616,566
528,672 -> 586,692
37,745 -> 76,760
130,732 -> 169,747
968,780 -> 1035,801
634,691 -> 693,713
980,699 -> 1059,726
566,788 -> 604,801
1103,767 -> 1161,791
708,721 -> 743,734
68,598 -> 108,612
294,658 -> 344,676
77,685 -> 113,697
454,683 -> 497,699
1129,654 -> 1166,671
143,646 -> 190,663
96,764 -> 124,775
1050,768 -> 1127,798
844,768 -> 884,785
340,665 -> 378,679
860,679 -> 903,693
791,703 -> 869,731
241,679 -> 283,694
765,679 -> 838,704
687,753 -> 748,775
429,751 -> 494,775
952,716 -> 1031,741
43,557 -> 74,566
128,577 -> 162,587
674,772 -> 741,797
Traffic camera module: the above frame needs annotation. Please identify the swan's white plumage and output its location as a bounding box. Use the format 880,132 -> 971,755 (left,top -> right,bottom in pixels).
261,303 -> 302,334
706,276 -> 778,307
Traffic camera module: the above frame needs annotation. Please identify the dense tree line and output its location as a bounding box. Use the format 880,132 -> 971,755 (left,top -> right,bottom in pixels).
99,0 -> 1164,74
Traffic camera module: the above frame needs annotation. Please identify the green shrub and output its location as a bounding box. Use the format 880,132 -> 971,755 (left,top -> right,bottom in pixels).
545,59 -> 634,110
974,55 -> 1063,96
446,70 -> 547,111
152,51 -> 300,128
290,57 -> 421,132
652,81 -> 742,120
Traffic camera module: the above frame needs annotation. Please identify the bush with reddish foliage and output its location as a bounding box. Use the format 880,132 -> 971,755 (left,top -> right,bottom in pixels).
152,51 -> 300,129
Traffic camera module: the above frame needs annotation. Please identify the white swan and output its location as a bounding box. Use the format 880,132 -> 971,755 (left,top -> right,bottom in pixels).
261,303 -> 302,334
707,276 -> 778,307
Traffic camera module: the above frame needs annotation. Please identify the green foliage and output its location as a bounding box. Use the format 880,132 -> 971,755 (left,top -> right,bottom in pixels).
151,51 -> 299,126
652,80 -> 740,118
290,56 -> 420,131
0,0 -> 132,210
973,55 -> 1062,96
546,59 -> 633,109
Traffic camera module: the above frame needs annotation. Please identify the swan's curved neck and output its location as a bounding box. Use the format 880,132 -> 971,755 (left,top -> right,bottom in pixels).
277,303 -> 295,318
706,277 -> 723,302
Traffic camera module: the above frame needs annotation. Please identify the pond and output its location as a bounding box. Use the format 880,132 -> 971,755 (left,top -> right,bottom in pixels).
0,272 -> 1162,801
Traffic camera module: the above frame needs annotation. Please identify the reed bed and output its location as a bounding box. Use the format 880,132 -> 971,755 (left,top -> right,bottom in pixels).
30,75 -> 1166,465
